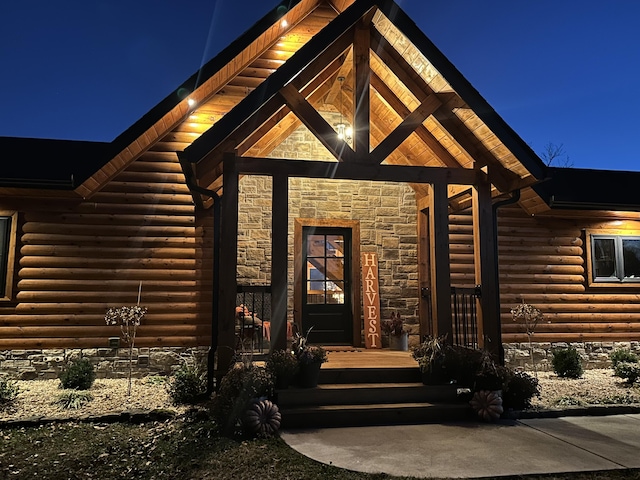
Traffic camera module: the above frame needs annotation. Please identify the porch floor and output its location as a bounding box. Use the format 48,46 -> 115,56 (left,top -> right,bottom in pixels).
322,348 -> 415,369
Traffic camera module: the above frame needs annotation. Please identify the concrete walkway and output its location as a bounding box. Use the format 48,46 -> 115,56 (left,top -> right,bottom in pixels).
281,414 -> 640,478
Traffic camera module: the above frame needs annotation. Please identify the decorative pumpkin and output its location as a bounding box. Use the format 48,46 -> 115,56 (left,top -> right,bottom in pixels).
470,390 -> 503,422
243,399 -> 282,436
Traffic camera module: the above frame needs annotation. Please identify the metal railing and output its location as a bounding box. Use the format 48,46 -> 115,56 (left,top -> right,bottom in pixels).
451,286 -> 481,349
236,285 -> 271,353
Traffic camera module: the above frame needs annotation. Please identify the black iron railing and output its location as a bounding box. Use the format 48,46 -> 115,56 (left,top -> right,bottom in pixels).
451,286 -> 481,349
236,285 -> 271,353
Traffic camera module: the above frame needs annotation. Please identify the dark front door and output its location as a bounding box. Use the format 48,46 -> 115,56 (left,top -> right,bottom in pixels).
302,227 -> 352,344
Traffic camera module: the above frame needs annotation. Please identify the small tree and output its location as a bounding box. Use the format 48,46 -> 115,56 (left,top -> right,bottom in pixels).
511,301 -> 544,376
105,305 -> 147,396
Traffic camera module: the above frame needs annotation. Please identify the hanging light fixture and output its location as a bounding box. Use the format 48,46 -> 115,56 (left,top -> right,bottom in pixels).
335,76 -> 352,142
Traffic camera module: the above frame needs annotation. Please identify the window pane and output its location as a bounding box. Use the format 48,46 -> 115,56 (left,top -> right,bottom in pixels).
326,258 -> 344,280
326,281 -> 345,304
0,217 -> 9,298
326,235 -> 344,257
622,239 -> 640,280
307,235 -> 325,257
306,281 -> 324,304
593,238 -> 616,279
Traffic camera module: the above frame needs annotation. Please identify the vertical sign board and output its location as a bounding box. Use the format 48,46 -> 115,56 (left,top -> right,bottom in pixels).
362,252 -> 381,348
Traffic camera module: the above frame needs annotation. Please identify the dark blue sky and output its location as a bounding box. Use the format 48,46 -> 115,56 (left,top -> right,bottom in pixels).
2,1 -> 639,171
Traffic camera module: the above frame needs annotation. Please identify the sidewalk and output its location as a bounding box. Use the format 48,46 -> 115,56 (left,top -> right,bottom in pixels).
281,413 -> 640,478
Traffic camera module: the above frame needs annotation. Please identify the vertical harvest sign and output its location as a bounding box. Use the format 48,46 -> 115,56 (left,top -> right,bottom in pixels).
362,252 -> 381,348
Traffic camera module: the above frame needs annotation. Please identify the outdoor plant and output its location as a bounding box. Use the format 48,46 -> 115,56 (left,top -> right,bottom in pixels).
53,390 -> 94,410
552,346 -> 584,379
381,312 -> 405,336
412,335 -> 449,383
167,356 -> 208,405
0,376 -> 19,407
614,361 -> 640,385
266,349 -> 299,388
511,300 -> 544,375
212,363 -> 274,436
502,370 -> 540,410
59,358 -> 96,390
292,327 -> 327,365
105,301 -> 147,396
610,348 -> 639,368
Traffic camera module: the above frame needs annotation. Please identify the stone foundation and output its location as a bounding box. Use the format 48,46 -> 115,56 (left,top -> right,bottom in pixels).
503,341 -> 640,371
0,347 -> 209,380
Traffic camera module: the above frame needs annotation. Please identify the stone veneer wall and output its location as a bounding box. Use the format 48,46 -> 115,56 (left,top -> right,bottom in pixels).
0,347 -> 209,380
236,174 -> 420,346
236,122 -> 421,345
503,341 -> 640,371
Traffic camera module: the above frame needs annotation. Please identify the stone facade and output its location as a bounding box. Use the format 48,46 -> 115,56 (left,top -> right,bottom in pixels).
503,341 -> 640,371
236,122 -> 421,345
0,347 -> 209,380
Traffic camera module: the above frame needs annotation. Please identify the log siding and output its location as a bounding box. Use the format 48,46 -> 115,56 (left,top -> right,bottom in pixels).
0,154 -> 212,350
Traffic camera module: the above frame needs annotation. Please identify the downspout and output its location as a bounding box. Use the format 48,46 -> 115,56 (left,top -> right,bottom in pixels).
177,152 -> 221,395
491,189 -> 520,365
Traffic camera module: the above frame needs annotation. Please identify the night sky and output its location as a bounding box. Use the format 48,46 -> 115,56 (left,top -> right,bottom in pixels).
2,0 -> 639,171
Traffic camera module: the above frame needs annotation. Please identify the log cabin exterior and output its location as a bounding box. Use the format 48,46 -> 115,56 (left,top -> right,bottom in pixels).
1,0 -> 639,379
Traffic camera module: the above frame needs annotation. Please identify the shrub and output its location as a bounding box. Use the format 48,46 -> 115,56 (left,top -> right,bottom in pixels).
614,361 -> 640,385
59,358 -> 96,390
0,377 -> 19,407
503,371 -> 540,409
53,391 -> 93,409
168,359 -> 208,405
212,364 -> 273,436
552,347 -> 583,379
610,348 -> 639,369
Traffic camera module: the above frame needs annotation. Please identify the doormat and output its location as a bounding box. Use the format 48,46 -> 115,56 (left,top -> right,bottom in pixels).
323,346 -> 363,352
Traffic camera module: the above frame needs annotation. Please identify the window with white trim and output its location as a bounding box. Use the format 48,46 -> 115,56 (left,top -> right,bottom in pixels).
591,234 -> 640,283
0,212 -> 17,300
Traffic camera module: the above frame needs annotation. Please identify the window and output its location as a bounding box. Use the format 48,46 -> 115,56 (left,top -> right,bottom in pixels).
590,234 -> 640,283
0,212 -> 17,300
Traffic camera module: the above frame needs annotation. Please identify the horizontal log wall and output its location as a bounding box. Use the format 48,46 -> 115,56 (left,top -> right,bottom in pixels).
0,153 -> 213,350
498,206 -> 640,343
448,206 -> 640,344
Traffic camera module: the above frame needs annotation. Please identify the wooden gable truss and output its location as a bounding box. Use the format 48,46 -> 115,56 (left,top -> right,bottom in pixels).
176,0 -> 546,372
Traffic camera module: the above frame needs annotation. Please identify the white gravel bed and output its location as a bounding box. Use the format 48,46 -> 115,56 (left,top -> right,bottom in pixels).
1,369 -> 639,423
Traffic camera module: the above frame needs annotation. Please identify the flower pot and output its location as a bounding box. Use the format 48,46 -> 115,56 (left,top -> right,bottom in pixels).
421,360 -> 449,385
389,332 -> 408,351
294,361 -> 322,388
274,374 -> 292,390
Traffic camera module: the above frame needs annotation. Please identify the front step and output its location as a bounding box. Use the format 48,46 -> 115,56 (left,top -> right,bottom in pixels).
280,402 -> 473,429
277,366 -> 472,429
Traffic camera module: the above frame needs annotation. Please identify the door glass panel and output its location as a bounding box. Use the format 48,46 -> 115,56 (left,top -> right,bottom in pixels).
307,235 -> 325,257
326,281 -> 345,304
326,258 -> 344,280
326,235 -> 344,257
622,239 -> 640,279
593,238 -> 616,278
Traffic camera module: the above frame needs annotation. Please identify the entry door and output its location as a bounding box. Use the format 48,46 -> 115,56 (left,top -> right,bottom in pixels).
302,227 -> 352,344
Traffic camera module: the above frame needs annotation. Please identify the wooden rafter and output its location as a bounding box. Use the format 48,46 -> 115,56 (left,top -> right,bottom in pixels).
280,84 -> 355,162
353,21 -> 371,155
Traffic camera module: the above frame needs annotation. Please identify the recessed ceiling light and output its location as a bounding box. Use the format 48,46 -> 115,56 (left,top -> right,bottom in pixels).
187,98 -> 196,107
281,19 -> 288,27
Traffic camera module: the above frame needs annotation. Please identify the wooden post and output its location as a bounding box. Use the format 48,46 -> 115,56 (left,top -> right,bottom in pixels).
472,180 -> 501,355
428,183 -> 452,341
271,173 -> 288,351
217,153 -> 238,377
417,208 -> 431,338
353,22 -> 370,157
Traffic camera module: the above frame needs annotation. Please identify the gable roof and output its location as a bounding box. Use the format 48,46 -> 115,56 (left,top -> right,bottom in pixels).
178,0 -> 547,206
2,0 -> 551,208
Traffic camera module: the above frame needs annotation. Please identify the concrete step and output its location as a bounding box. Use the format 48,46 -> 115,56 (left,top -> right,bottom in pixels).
279,402 -> 473,429
276,383 -> 460,407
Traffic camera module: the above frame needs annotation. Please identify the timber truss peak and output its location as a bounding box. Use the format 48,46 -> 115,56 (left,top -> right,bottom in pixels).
179,0 -> 538,207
